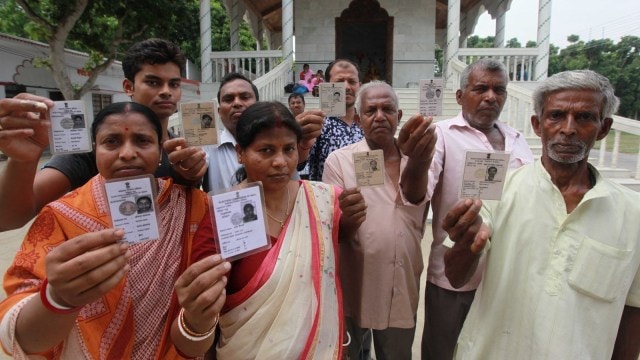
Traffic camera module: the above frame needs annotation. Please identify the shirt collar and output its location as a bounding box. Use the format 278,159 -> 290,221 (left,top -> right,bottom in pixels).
448,112 -> 521,139
534,159 -> 610,201
220,127 -> 237,146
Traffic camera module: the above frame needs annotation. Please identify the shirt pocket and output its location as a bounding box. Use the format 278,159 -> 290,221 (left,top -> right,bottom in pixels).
568,236 -> 632,302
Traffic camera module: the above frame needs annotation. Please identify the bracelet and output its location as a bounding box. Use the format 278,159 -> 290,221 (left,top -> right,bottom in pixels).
342,331 -> 351,347
178,308 -> 218,342
39,278 -> 81,315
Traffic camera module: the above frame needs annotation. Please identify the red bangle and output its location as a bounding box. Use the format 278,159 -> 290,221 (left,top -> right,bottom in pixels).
39,278 -> 81,315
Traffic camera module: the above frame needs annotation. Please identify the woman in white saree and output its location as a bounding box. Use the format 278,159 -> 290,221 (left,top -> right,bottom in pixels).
194,102 -> 344,359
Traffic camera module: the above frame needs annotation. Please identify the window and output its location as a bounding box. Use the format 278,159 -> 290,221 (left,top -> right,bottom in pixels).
92,93 -> 112,116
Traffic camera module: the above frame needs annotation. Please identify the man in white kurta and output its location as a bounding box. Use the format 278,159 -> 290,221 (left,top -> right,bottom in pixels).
443,70 -> 640,359
451,161 -> 640,358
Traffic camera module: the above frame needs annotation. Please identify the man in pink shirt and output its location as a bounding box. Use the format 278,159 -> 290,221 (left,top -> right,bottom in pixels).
421,58 -> 534,359
323,81 -> 437,360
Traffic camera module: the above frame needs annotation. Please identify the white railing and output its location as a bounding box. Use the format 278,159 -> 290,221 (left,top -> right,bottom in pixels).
209,50 -> 283,82
600,116 -> 640,178
253,58 -> 292,102
458,47 -> 539,83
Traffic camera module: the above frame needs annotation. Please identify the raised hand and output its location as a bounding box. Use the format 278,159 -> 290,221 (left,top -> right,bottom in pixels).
45,229 -> 130,308
397,114 -> 437,164
0,93 -> 54,162
163,138 -> 207,184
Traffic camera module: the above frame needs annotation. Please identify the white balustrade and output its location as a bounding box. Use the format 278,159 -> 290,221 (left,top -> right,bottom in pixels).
209,50 -> 283,82
458,47 -> 539,82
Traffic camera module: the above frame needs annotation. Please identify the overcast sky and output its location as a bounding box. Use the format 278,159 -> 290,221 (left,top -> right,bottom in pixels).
473,0 -> 640,48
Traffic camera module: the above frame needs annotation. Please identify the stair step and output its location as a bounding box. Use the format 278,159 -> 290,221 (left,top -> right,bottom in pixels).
609,178 -> 640,192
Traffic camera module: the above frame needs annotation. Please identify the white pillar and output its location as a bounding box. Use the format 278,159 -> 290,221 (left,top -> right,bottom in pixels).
535,0 -> 552,80
282,0 -> 294,80
230,0 -> 241,50
494,0 -> 507,47
459,11 -> 468,48
444,0 -> 460,87
200,0 -> 212,84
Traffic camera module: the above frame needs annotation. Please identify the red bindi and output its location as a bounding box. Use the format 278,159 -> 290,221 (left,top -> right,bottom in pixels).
125,127 -> 129,131
274,113 -> 283,128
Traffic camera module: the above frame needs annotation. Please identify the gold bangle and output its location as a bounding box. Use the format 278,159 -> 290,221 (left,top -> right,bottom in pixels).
178,308 -> 218,341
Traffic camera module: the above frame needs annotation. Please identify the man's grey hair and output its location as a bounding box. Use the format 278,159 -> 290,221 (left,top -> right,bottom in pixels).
355,80 -> 399,114
460,58 -> 509,90
533,69 -> 620,119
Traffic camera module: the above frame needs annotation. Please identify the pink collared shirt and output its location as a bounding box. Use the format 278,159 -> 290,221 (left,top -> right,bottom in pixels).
427,112 -> 534,291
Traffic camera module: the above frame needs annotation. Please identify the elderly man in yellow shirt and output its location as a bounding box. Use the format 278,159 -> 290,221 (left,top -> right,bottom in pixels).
443,70 -> 640,359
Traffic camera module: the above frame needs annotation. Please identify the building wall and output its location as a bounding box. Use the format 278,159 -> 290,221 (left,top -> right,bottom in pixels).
0,34 -> 202,124
294,0 -> 437,87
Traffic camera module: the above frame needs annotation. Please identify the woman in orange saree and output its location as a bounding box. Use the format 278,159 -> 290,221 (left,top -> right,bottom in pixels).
0,102 -> 228,359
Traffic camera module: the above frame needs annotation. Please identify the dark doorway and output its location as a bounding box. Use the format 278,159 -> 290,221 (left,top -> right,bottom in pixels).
335,0 -> 393,84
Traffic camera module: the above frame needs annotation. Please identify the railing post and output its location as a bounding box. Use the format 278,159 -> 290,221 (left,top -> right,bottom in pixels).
636,144 -> 640,179
612,130 -> 621,168
598,139 -> 606,168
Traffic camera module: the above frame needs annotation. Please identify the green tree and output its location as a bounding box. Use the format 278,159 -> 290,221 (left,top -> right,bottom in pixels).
5,0 -> 200,100
505,37 -> 521,48
0,0 -> 258,97
467,35 -> 494,48
549,35 -> 640,119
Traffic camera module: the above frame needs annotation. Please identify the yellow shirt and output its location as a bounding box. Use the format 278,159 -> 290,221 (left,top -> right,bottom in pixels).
454,160 -> 640,359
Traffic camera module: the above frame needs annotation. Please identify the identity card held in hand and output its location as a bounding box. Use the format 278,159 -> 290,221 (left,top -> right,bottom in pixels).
104,175 -> 160,243
459,151 -> 510,200
48,100 -> 92,155
209,182 -> 271,262
353,149 -> 385,187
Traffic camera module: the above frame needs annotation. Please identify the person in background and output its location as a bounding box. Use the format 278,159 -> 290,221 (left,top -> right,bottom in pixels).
204,73 -> 324,193
288,93 -> 310,180
0,102 -> 227,358
306,59 -> 364,181
288,93 -> 305,117
443,70 -> 640,359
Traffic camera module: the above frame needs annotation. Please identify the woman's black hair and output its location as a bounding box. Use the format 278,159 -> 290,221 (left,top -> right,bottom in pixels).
233,101 -> 303,183
91,102 -> 162,145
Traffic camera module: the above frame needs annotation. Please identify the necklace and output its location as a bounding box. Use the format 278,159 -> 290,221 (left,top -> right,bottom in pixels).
266,185 -> 291,229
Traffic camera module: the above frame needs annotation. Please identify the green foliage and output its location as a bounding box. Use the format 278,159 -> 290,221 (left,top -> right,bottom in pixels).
434,46 -> 443,77
0,0 -> 258,99
549,35 -> 640,119
467,35 -> 495,48
505,37 -> 521,48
